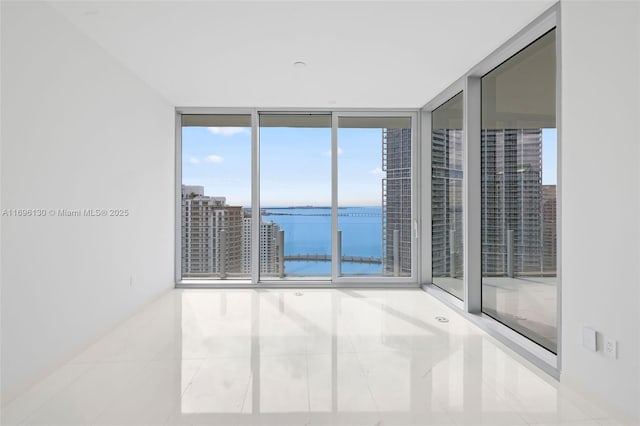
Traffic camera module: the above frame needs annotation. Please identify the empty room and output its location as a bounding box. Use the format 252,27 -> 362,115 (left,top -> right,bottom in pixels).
1,1 -> 639,425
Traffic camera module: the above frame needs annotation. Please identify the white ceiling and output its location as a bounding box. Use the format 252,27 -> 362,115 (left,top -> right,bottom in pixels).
50,0 -> 556,108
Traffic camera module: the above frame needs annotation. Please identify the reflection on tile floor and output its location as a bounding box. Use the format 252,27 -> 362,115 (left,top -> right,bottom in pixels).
483,277 -> 558,353
1,289 -> 633,425
434,276 -> 558,352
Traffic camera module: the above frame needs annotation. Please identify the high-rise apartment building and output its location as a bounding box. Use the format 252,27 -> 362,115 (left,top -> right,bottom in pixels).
481,128 -> 544,275
181,185 -> 243,276
242,215 -> 252,274
241,214 -> 281,275
431,128 -> 464,278
382,128 -> 412,276
542,184 -> 557,274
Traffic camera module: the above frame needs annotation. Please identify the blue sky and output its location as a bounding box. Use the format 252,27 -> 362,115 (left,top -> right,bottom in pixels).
182,126 -> 384,207
542,128 -> 557,185
182,126 -> 252,206
182,126 -> 557,207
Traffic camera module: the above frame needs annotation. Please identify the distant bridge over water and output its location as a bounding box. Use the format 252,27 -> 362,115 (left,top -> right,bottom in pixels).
263,212 -> 380,217
285,254 -> 382,264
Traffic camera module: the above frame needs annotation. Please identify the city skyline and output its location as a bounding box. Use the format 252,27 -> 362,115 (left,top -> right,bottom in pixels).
182,125 -> 557,208
180,122 -> 413,278
180,185 -> 386,277
182,125 -> 555,280
181,185 -> 282,277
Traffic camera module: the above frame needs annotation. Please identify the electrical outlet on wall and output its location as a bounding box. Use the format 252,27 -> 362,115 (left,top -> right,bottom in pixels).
604,339 -> 617,359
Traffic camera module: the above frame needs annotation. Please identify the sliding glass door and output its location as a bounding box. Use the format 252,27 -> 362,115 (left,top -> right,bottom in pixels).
481,29 -> 557,353
259,114 -> 332,280
431,93 -> 464,299
336,115 -> 414,279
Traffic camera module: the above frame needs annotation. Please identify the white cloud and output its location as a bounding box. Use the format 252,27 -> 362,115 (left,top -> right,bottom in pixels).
370,167 -> 384,176
325,147 -> 344,157
189,157 -> 200,165
205,155 -> 224,164
208,127 -> 250,136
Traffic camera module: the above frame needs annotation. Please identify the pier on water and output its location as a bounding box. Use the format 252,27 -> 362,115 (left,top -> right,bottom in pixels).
284,254 -> 381,265
262,211 -> 380,217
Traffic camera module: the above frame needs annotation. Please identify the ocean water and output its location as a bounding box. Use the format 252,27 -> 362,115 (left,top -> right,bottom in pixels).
262,206 -> 382,276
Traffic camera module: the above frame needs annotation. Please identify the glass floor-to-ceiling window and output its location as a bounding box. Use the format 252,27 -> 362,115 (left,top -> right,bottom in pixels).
180,114 -> 252,279
481,29 -> 557,353
337,116 -> 413,278
179,112 -> 414,284
431,92 -> 464,299
259,114 -> 332,280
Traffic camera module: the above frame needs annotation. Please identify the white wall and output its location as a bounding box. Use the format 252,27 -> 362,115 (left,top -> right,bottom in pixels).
1,1 -> 174,396
560,0 -> 640,420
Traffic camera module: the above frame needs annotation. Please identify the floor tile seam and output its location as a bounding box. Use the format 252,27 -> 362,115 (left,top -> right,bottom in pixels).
148,341 -> 185,362
304,352 -> 312,414
305,349 -> 358,356
22,377 -> 119,426
478,374 -> 594,422
429,376 -> 532,425
350,348 -> 441,356
159,409 -> 179,426
237,370 -> 254,415
107,352 -> 175,363
170,355 -> 213,361
553,389 -> 621,420
69,357 -> 162,365
199,354 -> 256,360
444,407 -> 530,426
496,394 -> 593,425
589,415 -> 629,421
342,332 -> 358,354
476,372 -> 560,419
350,350 -> 381,414
10,363 -> 95,426
180,358 -> 207,401
257,352 -> 309,358
82,358 -> 161,425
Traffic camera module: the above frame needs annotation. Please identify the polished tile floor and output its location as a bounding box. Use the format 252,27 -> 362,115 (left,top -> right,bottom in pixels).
433,277 -> 557,352
1,289 -> 632,425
